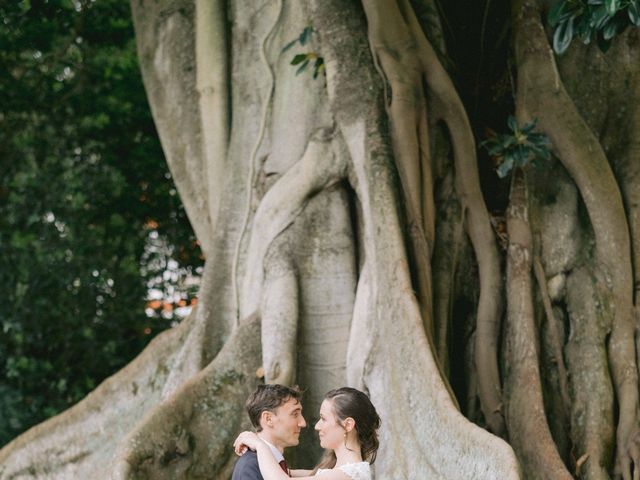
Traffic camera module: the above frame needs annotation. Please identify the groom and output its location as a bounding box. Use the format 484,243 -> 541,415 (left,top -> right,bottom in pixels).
231,384 -> 306,479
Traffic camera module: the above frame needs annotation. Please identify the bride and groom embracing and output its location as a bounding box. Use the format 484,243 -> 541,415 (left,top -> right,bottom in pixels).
231,384 -> 381,480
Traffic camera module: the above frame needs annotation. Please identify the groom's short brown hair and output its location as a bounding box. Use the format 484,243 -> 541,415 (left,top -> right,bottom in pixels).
246,384 -> 302,431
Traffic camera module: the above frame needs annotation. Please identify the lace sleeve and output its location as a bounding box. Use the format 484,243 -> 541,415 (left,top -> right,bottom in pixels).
337,463 -> 371,480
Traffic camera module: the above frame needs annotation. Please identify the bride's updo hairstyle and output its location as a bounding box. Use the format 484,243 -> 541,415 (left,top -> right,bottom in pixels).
327,387 -> 381,463
314,387 -> 381,471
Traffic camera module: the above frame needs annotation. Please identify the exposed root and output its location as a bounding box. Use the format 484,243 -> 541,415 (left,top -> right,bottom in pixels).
0,311 -> 194,479
512,0 -> 640,475
362,0 -> 435,339
239,129 -> 348,318
260,231 -> 298,386
358,0 -> 505,436
195,0 -> 229,242
160,271 -> 223,398
397,0 -> 505,435
341,117 -> 520,479
503,169 -> 572,480
110,314 -> 262,480
231,0 -> 284,326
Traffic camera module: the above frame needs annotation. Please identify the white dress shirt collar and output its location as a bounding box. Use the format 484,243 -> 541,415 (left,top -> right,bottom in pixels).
260,437 -> 284,463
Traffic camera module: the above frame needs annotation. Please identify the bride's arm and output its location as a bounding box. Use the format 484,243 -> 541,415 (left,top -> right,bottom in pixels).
290,469 -> 313,477
233,432 -> 348,480
253,442 -> 290,480
234,432 -> 289,480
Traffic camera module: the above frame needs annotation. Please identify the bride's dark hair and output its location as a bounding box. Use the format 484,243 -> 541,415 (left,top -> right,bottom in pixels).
313,387 -> 381,471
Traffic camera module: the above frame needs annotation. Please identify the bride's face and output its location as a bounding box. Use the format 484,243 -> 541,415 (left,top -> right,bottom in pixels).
314,399 -> 345,450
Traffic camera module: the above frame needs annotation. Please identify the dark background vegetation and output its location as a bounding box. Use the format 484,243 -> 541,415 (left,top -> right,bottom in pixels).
0,0 -> 202,446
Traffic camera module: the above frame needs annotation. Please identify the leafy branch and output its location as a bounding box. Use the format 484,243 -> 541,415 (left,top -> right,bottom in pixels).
481,117 -> 551,178
549,0 -> 640,54
282,26 -> 325,79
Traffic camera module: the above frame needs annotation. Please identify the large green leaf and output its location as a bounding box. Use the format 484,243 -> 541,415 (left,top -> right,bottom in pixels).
629,0 -> 640,26
281,38 -> 297,53
602,17 -> 619,39
298,26 -> 312,46
290,53 -> 308,65
605,0 -> 620,16
576,13 -> 595,43
295,58 -> 310,75
549,1 -> 575,27
553,17 -> 576,54
521,119 -> 538,135
589,5 -> 611,29
507,115 -> 519,133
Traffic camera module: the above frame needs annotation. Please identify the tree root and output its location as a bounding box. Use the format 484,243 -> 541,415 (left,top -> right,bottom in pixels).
240,129 -> 348,318
231,0 -> 284,325
401,0 -> 505,436
360,0 -> 505,426
503,169 -> 572,480
260,232 -> 299,386
110,313 -> 262,480
512,0 -> 640,476
195,0 -> 229,240
362,0 -> 436,341
344,117 -> 520,478
0,311 -> 194,479
565,268 -> 615,480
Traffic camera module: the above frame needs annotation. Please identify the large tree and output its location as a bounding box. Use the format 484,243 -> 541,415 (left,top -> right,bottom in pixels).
1,0 -> 640,479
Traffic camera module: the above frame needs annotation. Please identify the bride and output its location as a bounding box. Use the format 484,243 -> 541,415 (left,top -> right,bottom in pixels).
233,387 -> 381,480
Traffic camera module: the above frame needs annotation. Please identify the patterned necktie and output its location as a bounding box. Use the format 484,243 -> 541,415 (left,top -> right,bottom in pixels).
279,459 -> 288,475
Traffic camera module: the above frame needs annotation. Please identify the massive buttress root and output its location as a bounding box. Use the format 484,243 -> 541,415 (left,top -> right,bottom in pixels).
110,314 -> 261,480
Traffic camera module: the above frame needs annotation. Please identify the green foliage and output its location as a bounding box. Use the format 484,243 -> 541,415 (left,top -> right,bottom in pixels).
481,117 -> 551,178
282,27 -> 325,79
0,0 -> 202,445
548,0 -> 640,54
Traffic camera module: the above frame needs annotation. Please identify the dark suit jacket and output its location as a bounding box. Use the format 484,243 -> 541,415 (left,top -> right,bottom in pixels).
231,450 -> 264,480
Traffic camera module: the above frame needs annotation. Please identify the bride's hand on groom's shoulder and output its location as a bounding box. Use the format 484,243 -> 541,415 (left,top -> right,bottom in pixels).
233,431 -> 262,456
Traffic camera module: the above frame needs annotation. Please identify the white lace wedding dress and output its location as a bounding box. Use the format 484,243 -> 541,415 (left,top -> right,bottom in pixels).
315,462 -> 371,480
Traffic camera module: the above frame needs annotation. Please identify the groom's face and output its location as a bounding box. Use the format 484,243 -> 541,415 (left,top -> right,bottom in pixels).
267,397 -> 306,449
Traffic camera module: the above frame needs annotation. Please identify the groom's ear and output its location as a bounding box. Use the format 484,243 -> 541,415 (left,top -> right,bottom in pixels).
260,410 -> 273,429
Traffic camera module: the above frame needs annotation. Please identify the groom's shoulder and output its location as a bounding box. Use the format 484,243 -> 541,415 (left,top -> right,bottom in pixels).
231,450 -> 263,480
